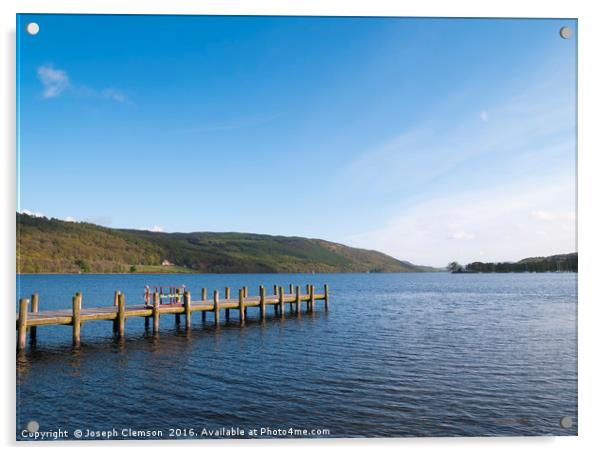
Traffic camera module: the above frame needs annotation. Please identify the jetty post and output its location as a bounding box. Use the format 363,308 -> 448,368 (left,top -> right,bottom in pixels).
259,285 -> 266,320
201,288 -> 207,322
305,285 -> 311,312
324,284 -> 329,311
225,287 -> 231,320
243,287 -> 248,318
17,298 -> 28,351
72,294 -> 81,346
113,291 -> 120,332
295,286 -> 301,315
273,285 -> 278,295
184,291 -> 192,330
175,288 -> 181,325
309,285 -> 315,312
278,286 -> 285,318
213,290 -> 220,326
238,288 -> 245,325
152,292 -> 160,333
288,284 -> 294,311
140,290 -> 150,329
30,293 -> 39,342
117,292 -> 126,338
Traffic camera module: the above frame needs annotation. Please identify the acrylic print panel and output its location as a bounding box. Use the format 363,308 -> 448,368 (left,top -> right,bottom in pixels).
16,14 -> 577,440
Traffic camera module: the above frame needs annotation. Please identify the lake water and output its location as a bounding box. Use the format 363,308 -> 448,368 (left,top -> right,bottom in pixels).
16,273 -> 577,439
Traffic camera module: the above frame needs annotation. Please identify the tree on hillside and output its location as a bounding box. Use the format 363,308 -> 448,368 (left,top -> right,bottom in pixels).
74,259 -> 90,273
446,261 -> 463,273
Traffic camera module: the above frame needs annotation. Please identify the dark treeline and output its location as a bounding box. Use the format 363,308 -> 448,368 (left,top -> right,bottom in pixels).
448,253 -> 577,273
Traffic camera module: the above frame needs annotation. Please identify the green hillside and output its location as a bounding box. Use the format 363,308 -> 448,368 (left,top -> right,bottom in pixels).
17,213 -> 435,274
462,252 -> 577,273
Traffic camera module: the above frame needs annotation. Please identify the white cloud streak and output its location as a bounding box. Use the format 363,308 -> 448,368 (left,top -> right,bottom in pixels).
36,65 -> 128,103
334,68 -> 575,266
345,175 -> 576,267
20,209 -> 45,218
37,66 -> 70,98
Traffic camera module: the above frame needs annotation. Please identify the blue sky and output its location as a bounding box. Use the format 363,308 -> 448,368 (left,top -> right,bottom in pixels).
17,15 -> 576,266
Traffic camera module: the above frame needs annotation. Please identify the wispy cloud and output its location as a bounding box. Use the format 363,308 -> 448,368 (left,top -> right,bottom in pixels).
20,209 -> 45,218
451,231 -> 475,241
336,69 -> 575,266
36,64 -> 129,103
144,225 -> 164,233
37,65 -> 70,98
83,216 -> 113,226
101,88 -> 127,103
531,210 -> 575,222
339,69 -> 574,200
345,175 -> 575,267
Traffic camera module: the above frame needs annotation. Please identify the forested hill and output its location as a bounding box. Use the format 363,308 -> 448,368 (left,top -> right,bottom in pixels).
461,253 -> 578,273
17,213 -> 437,274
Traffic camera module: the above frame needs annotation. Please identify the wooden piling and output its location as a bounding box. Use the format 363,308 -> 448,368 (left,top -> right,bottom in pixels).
113,291 -> 120,332
288,284 -> 294,311
295,285 -> 301,314
273,285 -> 278,295
279,286 -> 285,318
72,294 -> 81,346
174,289 -> 181,325
306,285 -> 311,311
324,284 -> 329,311
202,288 -> 207,322
225,287 -> 230,320
184,291 -> 192,330
117,293 -> 125,338
239,288 -> 245,324
259,285 -> 266,320
17,298 -> 28,351
242,287 -> 247,317
30,293 -> 39,342
309,285 -> 315,312
214,290 -> 220,326
142,289 -> 149,329
152,292 -> 160,333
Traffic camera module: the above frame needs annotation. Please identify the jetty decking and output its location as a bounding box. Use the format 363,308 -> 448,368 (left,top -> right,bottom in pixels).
16,284 -> 329,351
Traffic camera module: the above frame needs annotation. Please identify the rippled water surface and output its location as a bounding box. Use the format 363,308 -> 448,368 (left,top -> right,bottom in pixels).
16,273 -> 577,439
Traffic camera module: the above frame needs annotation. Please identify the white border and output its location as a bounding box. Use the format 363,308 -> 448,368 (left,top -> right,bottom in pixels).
2,1 -> 601,454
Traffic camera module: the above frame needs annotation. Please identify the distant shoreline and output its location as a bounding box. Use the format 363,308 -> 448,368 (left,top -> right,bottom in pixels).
16,271 -> 443,275
16,270 -> 578,276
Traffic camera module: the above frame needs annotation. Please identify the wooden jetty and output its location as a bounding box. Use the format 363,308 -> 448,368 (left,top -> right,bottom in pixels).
16,284 -> 329,351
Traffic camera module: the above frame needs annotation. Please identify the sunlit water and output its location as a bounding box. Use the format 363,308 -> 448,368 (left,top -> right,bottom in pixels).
16,273 -> 577,439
